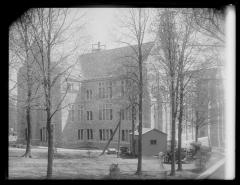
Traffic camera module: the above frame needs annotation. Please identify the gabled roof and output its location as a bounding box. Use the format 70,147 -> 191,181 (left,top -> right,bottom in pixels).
130,128 -> 167,136
78,42 -> 154,80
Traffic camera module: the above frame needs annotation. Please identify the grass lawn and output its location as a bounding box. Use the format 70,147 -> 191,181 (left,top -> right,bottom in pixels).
8,147 -> 202,179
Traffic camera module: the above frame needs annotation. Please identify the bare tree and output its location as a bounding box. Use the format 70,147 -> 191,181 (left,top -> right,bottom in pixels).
25,8 -> 85,178
192,8 -> 225,44
9,10 -> 42,158
152,8 -> 208,174
117,8 -> 151,175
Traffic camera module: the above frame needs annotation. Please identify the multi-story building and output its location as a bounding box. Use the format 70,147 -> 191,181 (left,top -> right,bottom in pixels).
17,42 -> 154,149
151,67 -> 225,148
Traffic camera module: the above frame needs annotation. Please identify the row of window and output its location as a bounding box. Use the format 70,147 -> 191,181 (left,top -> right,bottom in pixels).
77,129 -> 132,142
68,106 -> 135,122
78,129 -> 93,140
85,80 -> 126,100
99,81 -> 113,99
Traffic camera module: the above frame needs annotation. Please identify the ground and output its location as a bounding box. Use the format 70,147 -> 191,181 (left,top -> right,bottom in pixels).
8,146 -> 224,179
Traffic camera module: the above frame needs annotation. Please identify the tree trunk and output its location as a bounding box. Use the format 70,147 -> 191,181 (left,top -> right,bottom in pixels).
170,78 -> 176,176
46,118 -> 54,179
22,107 -> 32,158
131,106 -> 135,156
195,126 -> 199,142
177,77 -> 184,171
136,45 -> 143,176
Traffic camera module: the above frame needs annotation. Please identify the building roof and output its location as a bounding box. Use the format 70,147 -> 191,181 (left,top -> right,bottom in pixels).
130,128 -> 167,136
78,42 -> 154,80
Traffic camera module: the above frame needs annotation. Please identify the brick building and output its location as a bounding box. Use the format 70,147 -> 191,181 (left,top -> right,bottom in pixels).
17,42 -> 154,149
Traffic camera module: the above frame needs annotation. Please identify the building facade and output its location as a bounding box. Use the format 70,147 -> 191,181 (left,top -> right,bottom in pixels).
151,67 -> 225,148
17,42 -> 154,149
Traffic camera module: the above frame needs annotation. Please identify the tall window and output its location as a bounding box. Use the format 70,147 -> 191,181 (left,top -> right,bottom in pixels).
126,130 -> 129,141
99,104 -> 113,120
99,82 -> 102,98
78,129 -> 84,140
99,105 -> 103,120
78,105 -> 83,121
106,104 -> 112,120
99,81 -> 112,99
103,129 -> 105,140
108,81 -> 112,98
122,130 -> 125,141
99,129 -> 102,140
125,108 -> 131,120
86,90 -> 93,100
87,129 -> 93,140
106,129 -> 109,140
87,111 -> 93,120
40,127 -> 48,142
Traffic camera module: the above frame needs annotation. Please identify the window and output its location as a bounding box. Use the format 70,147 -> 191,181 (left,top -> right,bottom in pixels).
87,111 -> 93,120
122,130 -> 125,141
40,128 -> 42,141
150,140 -> 157,145
78,129 -> 84,140
40,127 -> 48,142
99,129 -> 102,140
99,81 -> 112,99
99,82 -> 102,98
78,105 -> 83,121
99,104 -> 113,120
99,105 -> 103,120
87,129 -> 93,140
86,90 -> 89,99
103,129 -> 105,140
86,90 -> 93,100
106,104 -> 112,120
126,130 -> 129,141
125,108 -> 131,120
106,129 -> 109,140
108,81 -> 112,98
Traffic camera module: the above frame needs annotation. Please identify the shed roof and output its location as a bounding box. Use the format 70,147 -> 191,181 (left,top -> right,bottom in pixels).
130,128 -> 167,136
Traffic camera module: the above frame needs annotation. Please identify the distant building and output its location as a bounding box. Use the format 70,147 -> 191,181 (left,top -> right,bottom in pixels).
151,67 -> 225,148
130,128 -> 167,156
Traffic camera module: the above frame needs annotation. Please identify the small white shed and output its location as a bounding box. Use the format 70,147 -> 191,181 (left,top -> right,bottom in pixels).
130,128 -> 167,156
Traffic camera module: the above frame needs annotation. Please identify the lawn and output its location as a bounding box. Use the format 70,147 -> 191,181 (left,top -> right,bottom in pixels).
8,146 -> 212,179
